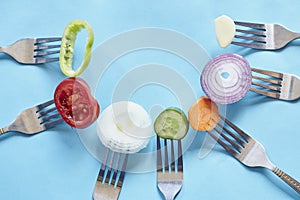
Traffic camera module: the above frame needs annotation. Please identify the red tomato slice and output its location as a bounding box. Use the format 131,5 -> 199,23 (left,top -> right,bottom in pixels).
54,77 -> 100,129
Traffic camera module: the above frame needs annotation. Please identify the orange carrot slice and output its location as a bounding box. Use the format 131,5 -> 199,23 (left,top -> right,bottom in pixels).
188,96 -> 219,131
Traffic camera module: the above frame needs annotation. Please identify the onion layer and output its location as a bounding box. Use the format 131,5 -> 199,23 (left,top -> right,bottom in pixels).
200,54 -> 252,104
97,101 -> 152,154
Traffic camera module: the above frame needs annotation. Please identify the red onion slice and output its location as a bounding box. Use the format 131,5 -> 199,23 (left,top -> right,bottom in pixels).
200,54 -> 252,104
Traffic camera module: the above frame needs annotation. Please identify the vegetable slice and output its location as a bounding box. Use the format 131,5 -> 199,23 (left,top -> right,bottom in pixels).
54,77 -> 100,128
188,96 -> 219,131
200,53 -> 252,104
97,101 -> 152,154
154,107 -> 189,140
214,15 -> 236,48
60,20 -> 94,77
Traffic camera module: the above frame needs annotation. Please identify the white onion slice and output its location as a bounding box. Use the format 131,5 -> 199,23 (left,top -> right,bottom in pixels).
200,54 -> 252,104
97,101 -> 152,154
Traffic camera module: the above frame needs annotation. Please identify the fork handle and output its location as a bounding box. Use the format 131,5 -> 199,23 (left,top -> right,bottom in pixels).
0,46 -> 7,53
273,168 -> 300,194
0,126 -> 9,135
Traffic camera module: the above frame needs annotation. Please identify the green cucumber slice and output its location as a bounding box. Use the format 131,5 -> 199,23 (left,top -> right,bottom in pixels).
154,107 -> 189,140
59,20 -> 94,77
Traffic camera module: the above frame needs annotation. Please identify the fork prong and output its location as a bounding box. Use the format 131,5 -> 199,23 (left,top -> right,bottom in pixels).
117,154 -> 128,188
35,57 -> 59,64
234,35 -> 266,43
234,21 -> 266,29
177,140 -> 183,172
250,87 -> 280,98
157,136 -> 163,172
164,139 -> 169,171
252,81 -> 281,91
98,149 -> 110,182
207,130 -> 238,157
35,44 -> 61,50
105,151 -> 115,184
34,50 -> 60,57
231,41 -> 267,49
252,75 -> 282,85
43,118 -> 64,129
36,100 -> 54,111
220,116 -> 250,142
214,126 -> 243,153
38,107 -> 57,116
235,29 -> 266,37
252,68 -> 283,79
111,153 -> 121,186
216,122 -> 247,146
35,37 -> 62,44
170,140 -> 175,172
40,113 -> 61,124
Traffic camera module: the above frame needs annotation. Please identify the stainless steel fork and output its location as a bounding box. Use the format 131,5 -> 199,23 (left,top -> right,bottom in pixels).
207,115 -> 300,194
0,100 -> 63,135
93,149 -> 128,200
157,136 -> 183,200
250,68 -> 300,101
0,37 -> 61,64
232,21 -> 300,50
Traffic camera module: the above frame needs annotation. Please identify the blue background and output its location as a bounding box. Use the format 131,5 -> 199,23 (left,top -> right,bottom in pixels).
1,0 -> 300,200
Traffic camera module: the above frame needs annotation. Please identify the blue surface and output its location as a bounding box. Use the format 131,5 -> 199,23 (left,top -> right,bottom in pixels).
1,1 -> 300,200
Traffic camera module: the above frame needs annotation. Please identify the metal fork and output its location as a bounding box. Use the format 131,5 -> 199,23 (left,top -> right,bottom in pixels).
207,115 -> 300,194
93,149 -> 129,200
232,21 -> 300,50
0,100 -> 63,135
250,68 -> 300,101
0,37 -> 61,64
157,136 -> 183,200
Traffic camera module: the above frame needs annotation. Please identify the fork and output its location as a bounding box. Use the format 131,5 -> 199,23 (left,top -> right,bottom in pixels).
232,21 -> 300,50
207,115 -> 300,194
93,149 -> 129,200
250,68 -> 300,101
0,37 -> 61,64
157,136 -> 183,200
0,100 -> 63,135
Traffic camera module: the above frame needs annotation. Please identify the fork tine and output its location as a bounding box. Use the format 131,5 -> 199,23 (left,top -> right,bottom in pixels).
38,107 -> 57,116
35,57 -> 59,64
98,149 -> 110,182
250,87 -> 280,98
170,140 -> 175,171
207,130 -> 238,156
177,140 -> 183,172
234,21 -> 266,29
164,139 -> 169,171
252,75 -> 282,85
40,113 -> 61,123
234,35 -> 266,43
156,136 -> 163,173
117,154 -> 128,188
36,100 -> 54,110
35,37 -> 62,44
111,153 -> 121,186
220,116 -> 250,142
43,118 -> 64,129
34,50 -> 60,57
252,81 -> 281,91
214,125 -> 244,152
252,68 -> 283,79
231,41 -> 267,49
235,29 -> 266,36
105,151 -> 115,184
35,44 -> 61,50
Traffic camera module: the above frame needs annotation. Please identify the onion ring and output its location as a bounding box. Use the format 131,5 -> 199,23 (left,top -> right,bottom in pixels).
200,54 -> 252,104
